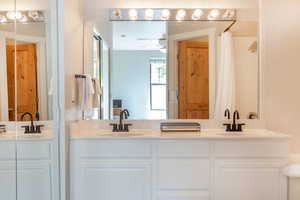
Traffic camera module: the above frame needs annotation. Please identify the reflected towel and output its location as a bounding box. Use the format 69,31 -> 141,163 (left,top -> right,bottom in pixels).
76,74 -> 95,111
93,78 -> 101,108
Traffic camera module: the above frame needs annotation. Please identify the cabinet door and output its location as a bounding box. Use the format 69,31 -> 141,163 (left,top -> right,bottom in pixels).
214,159 -> 287,200
0,163 -> 16,200
78,160 -> 152,200
17,163 -> 52,200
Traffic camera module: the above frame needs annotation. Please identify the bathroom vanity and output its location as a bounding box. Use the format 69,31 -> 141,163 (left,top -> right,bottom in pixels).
70,129 -> 289,200
0,131 -> 58,200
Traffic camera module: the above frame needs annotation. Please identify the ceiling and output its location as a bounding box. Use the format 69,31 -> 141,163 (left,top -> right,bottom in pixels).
113,20 -> 257,50
113,21 -> 167,50
0,0 -> 49,10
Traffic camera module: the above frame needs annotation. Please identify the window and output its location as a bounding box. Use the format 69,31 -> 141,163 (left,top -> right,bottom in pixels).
150,58 -> 167,110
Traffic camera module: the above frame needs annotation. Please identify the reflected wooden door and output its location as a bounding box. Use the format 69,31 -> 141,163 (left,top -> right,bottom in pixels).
178,41 -> 209,119
6,43 -> 38,121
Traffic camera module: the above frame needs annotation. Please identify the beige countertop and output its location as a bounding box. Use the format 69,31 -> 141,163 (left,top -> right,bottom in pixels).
70,129 -> 290,140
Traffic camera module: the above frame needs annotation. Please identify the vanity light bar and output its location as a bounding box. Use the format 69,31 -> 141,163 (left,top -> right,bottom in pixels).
0,10 -> 45,24
110,8 -> 236,21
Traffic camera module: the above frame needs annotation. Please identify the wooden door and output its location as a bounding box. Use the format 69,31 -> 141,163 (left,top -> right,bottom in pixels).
178,41 -> 209,119
6,43 -> 38,121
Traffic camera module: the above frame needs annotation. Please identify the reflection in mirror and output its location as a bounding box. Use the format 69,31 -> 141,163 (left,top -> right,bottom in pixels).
83,9 -> 259,120
0,9 -> 51,121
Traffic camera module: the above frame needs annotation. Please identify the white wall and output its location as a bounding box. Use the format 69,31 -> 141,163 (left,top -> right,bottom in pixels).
234,37 -> 258,118
261,0 -> 300,199
64,0 -> 84,121
261,0 -> 300,155
111,50 -> 166,119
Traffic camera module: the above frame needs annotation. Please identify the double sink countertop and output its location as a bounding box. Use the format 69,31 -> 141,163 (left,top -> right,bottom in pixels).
70,129 -> 290,140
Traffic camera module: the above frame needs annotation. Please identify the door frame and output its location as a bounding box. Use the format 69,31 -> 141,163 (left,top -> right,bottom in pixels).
0,31 -> 48,121
168,28 -> 216,119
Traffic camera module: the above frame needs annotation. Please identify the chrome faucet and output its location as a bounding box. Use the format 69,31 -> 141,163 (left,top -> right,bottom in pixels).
110,109 -> 132,132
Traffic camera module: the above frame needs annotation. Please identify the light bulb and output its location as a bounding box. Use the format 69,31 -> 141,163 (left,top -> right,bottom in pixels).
192,9 -> 203,20
0,15 -> 7,23
128,9 -> 138,20
176,9 -> 186,21
208,9 -> 220,20
145,9 -> 154,20
161,9 -> 170,20
223,9 -> 235,19
19,15 -> 28,23
112,9 -> 122,18
6,11 -> 22,20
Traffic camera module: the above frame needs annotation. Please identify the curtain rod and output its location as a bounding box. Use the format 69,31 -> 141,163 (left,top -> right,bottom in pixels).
224,20 -> 237,32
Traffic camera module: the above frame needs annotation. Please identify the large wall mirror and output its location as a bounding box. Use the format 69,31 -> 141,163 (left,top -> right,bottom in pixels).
0,1 -> 53,122
83,8 -> 259,120
0,0 -> 60,200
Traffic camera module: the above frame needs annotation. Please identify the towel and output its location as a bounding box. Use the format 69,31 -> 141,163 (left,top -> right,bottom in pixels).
76,74 -> 95,111
48,77 -> 55,96
93,78 -> 102,108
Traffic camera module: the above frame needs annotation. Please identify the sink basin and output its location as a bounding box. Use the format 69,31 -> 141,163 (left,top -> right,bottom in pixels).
98,133 -> 148,137
216,132 -> 246,136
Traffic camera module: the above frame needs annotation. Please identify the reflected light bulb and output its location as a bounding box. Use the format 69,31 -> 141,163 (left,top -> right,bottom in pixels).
6,11 -> 22,20
19,15 -> 28,23
176,9 -> 186,21
128,9 -> 138,20
161,9 -> 170,20
208,9 -> 220,20
192,9 -> 204,20
145,9 -> 154,20
0,15 -> 7,23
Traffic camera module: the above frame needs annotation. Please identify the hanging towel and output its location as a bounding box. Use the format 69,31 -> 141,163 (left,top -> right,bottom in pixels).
93,78 -> 102,108
76,77 -> 86,110
76,74 -> 95,112
83,74 -> 95,111
48,76 -> 55,96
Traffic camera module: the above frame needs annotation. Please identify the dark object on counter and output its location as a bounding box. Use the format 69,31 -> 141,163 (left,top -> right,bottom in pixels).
110,109 -> 132,132
223,109 -> 246,132
20,112 -> 44,134
160,122 -> 201,132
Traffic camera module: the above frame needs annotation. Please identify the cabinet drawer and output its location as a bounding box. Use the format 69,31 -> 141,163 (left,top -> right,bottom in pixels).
158,141 -> 210,157
17,142 -> 51,160
78,141 -> 152,158
214,141 -> 289,157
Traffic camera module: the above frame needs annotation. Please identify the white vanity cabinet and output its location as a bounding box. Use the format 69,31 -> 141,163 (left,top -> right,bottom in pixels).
0,139 -> 56,200
70,138 -> 289,200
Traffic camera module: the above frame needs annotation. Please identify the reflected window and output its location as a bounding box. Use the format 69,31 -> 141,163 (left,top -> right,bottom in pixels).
150,58 -> 167,110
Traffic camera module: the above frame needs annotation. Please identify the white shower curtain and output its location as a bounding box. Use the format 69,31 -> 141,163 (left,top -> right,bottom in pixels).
214,32 -> 236,120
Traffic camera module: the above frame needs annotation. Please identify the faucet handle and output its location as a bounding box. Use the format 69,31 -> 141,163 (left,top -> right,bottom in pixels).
223,123 -> 232,132
109,123 -> 118,132
21,126 -> 30,134
123,124 -> 132,132
237,123 -> 246,132
35,125 -> 45,133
